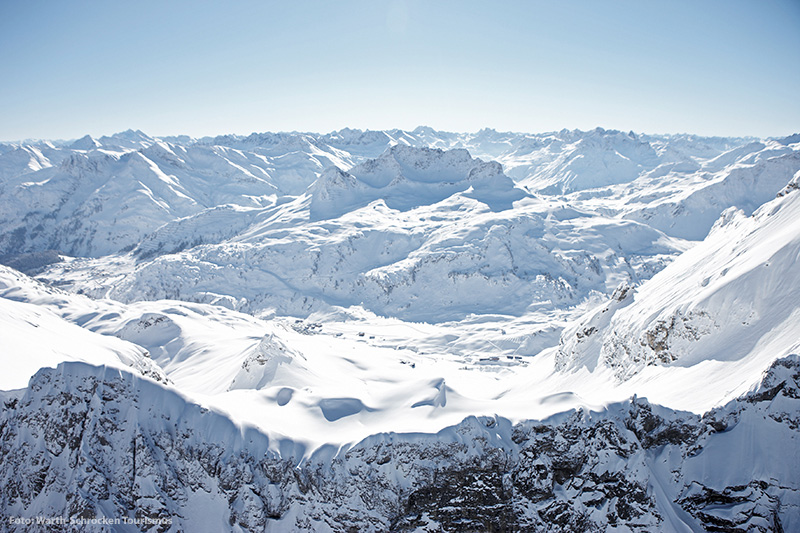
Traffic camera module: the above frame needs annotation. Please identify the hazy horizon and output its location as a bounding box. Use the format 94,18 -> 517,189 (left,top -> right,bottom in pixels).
2,0 -> 798,141
3,125 -> 790,146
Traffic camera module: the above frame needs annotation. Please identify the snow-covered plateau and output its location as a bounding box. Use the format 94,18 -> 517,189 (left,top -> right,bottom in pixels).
1,127 -> 798,531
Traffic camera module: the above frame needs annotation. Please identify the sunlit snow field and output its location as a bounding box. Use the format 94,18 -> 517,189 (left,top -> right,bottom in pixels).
2,128 -> 799,455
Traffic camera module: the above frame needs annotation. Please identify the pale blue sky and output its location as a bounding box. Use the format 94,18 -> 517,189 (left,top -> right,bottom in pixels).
1,0 -> 798,140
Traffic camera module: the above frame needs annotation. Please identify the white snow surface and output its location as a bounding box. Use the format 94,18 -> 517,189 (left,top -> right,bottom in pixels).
557,187 -> 800,401
0,267 -> 168,390
1,127 -> 799,454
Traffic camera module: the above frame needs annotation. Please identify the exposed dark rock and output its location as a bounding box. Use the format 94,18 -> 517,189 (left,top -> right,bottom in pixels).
1,355 -> 799,531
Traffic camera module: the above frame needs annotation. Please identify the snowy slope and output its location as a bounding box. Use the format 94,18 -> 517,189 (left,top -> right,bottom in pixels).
557,181 -> 800,386
619,141 -> 800,239
309,144 -> 527,218
0,134 -> 354,258
1,355 -> 797,532
0,127 -> 763,260
2,126 -> 799,532
0,267 -> 167,389
0,211 -> 792,449
0,140 -> 69,180
0,264 -> 276,396
36,146 -> 686,322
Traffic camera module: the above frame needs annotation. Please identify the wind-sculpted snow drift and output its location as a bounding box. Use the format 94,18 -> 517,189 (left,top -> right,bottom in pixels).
1,127 -> 800,531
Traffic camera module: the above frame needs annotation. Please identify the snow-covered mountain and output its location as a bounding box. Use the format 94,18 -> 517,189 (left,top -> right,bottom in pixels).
1,126 -> 799,531
0,127 -> 787,260
0,267 -> 168,390
2,355 -> 798,531
557,182 -> 800,383
36,143 -> 683,322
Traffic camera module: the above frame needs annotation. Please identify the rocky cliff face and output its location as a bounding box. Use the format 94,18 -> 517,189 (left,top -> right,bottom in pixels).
2,356 -> 797,532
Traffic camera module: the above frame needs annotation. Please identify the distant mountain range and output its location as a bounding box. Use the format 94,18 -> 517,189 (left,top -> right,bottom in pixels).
1,127 -> 798,531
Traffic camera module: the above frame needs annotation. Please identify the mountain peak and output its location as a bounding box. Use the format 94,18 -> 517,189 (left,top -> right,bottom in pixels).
98,129 -> 154,149
68,134 -> 101,150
